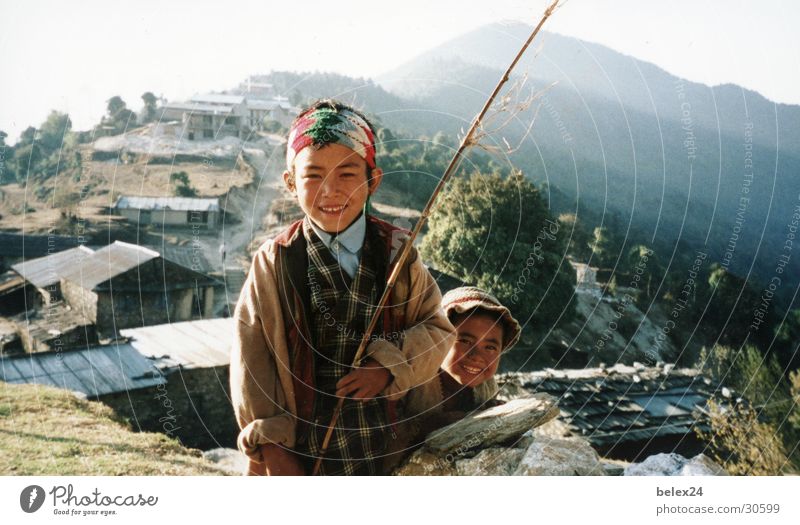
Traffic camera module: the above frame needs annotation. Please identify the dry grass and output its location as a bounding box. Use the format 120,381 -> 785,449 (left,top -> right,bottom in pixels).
0,381 -> 224,475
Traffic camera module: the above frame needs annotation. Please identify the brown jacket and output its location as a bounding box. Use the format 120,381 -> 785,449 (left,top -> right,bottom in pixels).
405,375 -> 499,418
229,215 -> 455,460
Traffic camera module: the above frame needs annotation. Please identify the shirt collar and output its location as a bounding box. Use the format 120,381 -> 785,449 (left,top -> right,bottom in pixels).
307,211 -> 366,254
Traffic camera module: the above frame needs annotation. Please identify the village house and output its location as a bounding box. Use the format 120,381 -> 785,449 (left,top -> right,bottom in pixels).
57,241 -> 221,338
159,92 -> 297,141
0,317 -> 238,451
2,238 -> 231,353
111,196 -> 221,229
568,257 -> 603,296
0,232 -> 81,274
500,362 -> 724,462
0,271 -> 33,317
116,318 -> 237,449
11,245 -> 95,306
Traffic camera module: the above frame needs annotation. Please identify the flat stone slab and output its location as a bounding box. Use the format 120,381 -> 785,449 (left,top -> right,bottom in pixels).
514,437 -> 605,476
424,393 -> 559,454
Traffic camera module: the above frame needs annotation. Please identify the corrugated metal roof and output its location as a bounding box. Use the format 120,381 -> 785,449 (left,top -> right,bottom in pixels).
11,246 -> 95,288
113,195 -> 220,212
246,99 -> 292,111
162,101 -> 234,114
60,241 -> 160,290
0,342 -> 165,397
502,364 -> 718,447
120,317 -> 233,371
145,243 -> 214,274
190,93 -> 245,105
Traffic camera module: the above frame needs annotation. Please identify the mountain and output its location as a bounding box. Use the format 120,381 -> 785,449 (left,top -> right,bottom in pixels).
374,23 -> 800,309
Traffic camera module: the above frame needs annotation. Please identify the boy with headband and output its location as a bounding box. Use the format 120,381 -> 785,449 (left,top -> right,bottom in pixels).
230,99 -> 455,475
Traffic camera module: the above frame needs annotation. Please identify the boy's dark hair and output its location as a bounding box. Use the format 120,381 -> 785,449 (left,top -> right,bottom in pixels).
286,99 -> 377,186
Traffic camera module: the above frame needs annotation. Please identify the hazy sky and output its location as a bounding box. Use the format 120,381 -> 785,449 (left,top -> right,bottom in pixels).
1,0 -> 797,142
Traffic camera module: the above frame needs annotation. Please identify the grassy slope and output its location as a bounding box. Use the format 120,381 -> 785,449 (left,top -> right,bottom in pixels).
0,381 -> 223,475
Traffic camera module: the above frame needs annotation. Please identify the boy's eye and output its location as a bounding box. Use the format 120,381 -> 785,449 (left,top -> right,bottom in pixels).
303,173 -> 322,179
340,172 -> 356,178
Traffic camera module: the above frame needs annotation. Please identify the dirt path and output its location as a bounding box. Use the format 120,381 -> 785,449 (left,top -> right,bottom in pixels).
200,144 -> 286,272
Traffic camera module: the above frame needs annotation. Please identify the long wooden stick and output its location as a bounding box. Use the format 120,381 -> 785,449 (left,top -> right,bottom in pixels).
312,0 -> 560,476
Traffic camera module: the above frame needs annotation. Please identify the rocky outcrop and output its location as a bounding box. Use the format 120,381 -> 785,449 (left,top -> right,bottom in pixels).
624,453 -> 727,476
456,448 -> 526,476
394,394 -> 608,476
424,394 -> 560,454
513,437 -> 605,476
203,447 -> 248,475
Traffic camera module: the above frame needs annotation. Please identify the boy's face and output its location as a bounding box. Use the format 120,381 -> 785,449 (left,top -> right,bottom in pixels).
283,143 -> 382,233
442,313 -> 504,388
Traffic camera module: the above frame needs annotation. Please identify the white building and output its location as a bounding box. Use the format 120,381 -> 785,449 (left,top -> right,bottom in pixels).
112,196 -> 221,228
159,92 -> 297,141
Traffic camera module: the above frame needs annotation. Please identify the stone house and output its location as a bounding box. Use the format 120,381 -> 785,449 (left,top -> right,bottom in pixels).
0,317 -> 238,451
58,241 -> 220,338
499,363 -> 722,462
11,245 -> 95,306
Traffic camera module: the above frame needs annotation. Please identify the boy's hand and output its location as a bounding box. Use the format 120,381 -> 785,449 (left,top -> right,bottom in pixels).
335,358 -> 392,400
249,444 -> 305,476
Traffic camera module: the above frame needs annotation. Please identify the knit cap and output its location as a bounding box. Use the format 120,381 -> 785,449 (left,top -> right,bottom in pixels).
441,286 -> 522,351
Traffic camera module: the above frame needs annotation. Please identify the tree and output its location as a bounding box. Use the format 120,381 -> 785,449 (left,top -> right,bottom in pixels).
377,127 -> 396,153
705,263 -> 764,348
107,96 -> 126,117
0,130 -> 15,184
420,170 -> 576,332
102,96 -> 136,134
626,244 -> 664,307
170,171 -> 196,197
39,111 -> 72,151
558,213 -> 593,261
141,92 -> 158,123
775,309 -> 800,350
697,344 -> 798,473
589,226 -> 615,267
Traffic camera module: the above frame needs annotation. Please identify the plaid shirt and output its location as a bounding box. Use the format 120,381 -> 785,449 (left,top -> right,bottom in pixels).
295,217 -> 390,475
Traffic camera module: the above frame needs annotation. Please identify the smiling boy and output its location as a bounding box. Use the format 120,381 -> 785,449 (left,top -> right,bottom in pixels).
407,286 -> 522,418
229,100 -> 455,475
382,286 -> 522,472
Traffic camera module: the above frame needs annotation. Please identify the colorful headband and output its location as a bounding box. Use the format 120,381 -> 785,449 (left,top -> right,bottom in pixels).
286,107 -> 376,170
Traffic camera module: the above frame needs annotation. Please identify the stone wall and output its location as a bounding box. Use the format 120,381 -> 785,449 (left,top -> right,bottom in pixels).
60,279 -> 98,323
101,365 -> 238,451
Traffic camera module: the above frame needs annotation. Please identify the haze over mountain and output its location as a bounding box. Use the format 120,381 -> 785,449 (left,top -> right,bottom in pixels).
368,23 -> 800,308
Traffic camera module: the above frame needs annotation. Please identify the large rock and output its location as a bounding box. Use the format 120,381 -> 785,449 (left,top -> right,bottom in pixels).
513,437 -> 605,476
202,447 -> 248,475
392,449 -> 457,476
455,448 -> 526,476
624,453 -> 727,476
424,394 -> 559,454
